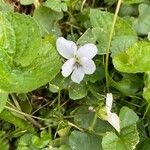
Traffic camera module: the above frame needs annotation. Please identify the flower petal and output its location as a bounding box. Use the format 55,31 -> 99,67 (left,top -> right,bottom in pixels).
61,58 -> 75,77
71,66 -> 85,83
77,43 -> 98,59
56,37 -> 77,59
80,57 -> 96,74
107,112 -> 120,132
106,93 -> 113,114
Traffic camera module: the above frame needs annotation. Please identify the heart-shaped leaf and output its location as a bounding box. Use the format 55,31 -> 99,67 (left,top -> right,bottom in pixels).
0,12 -> 61,93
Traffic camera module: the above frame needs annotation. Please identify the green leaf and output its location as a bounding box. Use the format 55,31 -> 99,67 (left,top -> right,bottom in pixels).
32,130 -> 51,149
77,28 -> 96,46
68,82 -> 88,100
89,9 -> 137,56
20,0 -> 34,5
43,0 -> 67,12
133,4 -> 150,35
0,93 -> 8,113
17,133 -> 37,150
119,107 -> 139,129
0,0 -> 13,12
33,5 -> 63,36
102,107 -> 139,150
102,126 -> 139,150
69,131 -> 102,150
0,12 -> 61,93
113,42 -> 150,73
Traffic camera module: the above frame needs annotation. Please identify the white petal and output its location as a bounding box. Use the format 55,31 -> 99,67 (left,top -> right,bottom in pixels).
71,66 -> 85,83
61,58 -> 75,77
56,37 -> 77,59
77,43 -> 98,59
80,57 -> 96,74
106,93 -> 113,114
107,112 -> 120,132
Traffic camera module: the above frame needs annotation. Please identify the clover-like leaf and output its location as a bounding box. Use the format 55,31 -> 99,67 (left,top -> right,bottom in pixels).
0,12 -> 61,93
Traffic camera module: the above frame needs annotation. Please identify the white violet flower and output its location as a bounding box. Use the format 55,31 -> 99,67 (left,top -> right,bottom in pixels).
105,93 -> 120,132
56,37 -> 98,83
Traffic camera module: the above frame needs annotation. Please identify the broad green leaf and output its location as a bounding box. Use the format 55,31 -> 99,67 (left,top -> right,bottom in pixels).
0,0 -> 13,12
77,28 -> 96,46
43,0 -> 67,12
73,106 -> 114,133
69,131 -> 102,150
119,107 -> 139,129
133,4 -> 150,35
0,93 -> 8,113
20,0 -> 34,5
102,126 -> 139,150
0,109 -> 34,132
33,5 -> 63,36
113,42 -> 150,73
0,12 -> 61,93
89,9 -> 137,56
68,82 -> 88,100
92,28 -> 109,55
102,107 -> 139,150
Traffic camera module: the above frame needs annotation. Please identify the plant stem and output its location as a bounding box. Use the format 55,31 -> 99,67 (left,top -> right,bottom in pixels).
58,91 -> 61,117
5,105 -> 44,128
89,112 -> 97,131
81,0 -> 86,12
105,0 -> 122,92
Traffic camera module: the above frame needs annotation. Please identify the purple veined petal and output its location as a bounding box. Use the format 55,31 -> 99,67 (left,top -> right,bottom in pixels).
107,112 -> 120,132
61,58 -> 76,77
76,43 -> 98,59
80,57 -> 96,74
56,37 -> 77,59
106,93 -> 113,114
71,66 -> 85,84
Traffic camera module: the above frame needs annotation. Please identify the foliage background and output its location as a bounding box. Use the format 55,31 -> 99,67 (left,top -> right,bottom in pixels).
0,0 -> 150,149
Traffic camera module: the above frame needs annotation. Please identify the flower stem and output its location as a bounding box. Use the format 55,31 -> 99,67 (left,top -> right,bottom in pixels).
105,0 -> 122,92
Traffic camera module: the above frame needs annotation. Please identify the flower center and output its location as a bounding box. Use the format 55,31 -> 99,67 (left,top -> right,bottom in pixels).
75,56 -> 81,65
